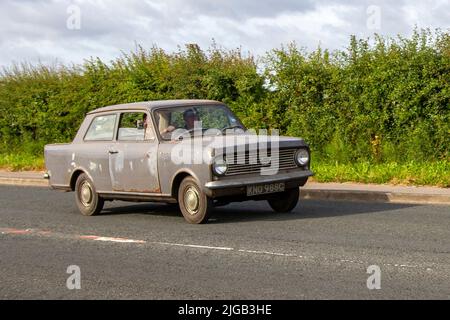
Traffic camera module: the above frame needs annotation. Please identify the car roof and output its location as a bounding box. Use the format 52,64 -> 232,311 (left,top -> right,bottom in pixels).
87,99 -> 224,115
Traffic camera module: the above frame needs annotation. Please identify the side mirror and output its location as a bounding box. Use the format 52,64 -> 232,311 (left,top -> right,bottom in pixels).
136,120 -> 144,130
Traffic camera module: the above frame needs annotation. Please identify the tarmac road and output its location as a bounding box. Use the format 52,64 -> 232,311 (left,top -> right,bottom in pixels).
0,185 -> 449,299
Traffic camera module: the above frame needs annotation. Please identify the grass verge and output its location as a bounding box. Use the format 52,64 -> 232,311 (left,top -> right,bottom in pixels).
0,153 -> 448,187
0,153 -> 45,171
312,160 -> 450,188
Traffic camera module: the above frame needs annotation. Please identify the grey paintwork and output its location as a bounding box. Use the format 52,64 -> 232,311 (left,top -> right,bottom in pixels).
44,100 -> 313,202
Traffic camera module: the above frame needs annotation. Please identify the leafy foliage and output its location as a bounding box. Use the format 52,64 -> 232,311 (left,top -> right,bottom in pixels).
264,30 -> 450,163
0,30 -> 449,181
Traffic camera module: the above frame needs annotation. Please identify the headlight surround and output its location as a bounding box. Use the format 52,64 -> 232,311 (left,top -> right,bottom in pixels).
212,157 -> 228,176
295,149 -> 310,166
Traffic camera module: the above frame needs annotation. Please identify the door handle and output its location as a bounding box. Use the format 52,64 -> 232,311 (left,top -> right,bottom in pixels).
108,150 -> 119,154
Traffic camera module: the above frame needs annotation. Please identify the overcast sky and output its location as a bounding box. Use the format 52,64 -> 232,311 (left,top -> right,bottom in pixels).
0,0 -> 449,67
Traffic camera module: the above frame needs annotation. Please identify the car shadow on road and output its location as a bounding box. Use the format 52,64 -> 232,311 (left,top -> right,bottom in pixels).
101,202 -> 181,217
215,200 -> 420,224
99,199 -> 420,224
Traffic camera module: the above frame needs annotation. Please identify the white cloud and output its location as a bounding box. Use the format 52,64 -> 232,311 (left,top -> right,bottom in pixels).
402,0 -> 450,28
0,0 -> 449,67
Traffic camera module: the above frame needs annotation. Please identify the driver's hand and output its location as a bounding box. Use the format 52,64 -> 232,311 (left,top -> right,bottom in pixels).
161,125 -> 175,134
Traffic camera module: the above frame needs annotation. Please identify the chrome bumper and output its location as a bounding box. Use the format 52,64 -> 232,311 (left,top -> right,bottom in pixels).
204,170 -> 313,190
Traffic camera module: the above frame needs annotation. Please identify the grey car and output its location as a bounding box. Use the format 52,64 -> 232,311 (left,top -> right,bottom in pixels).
44,100 -> 313,224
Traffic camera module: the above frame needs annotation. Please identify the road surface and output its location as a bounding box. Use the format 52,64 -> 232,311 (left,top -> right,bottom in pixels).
0,185 -> 449,299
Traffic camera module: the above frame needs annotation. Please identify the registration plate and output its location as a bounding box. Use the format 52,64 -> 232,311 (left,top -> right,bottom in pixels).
247,182 -> 285,197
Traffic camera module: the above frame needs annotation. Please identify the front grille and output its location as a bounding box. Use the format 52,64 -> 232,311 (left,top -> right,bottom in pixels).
224,148 -> 298,176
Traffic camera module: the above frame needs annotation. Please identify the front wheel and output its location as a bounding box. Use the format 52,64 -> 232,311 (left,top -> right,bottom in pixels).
75,173 -> 104,216
178,176 -> 212,224
267,188 -> 299,213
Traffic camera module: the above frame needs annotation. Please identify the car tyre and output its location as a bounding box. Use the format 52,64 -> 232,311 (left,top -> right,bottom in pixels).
267,188 -> 299,213
75,173 -> 104,216
178,176 -> 212,224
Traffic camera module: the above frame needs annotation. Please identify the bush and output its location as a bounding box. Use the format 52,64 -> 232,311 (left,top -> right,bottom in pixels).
264,30 -> 450,163
0,29 -> 449,179
0,44 -> 264,155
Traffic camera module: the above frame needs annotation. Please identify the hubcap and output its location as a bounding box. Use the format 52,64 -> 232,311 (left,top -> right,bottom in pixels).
80,181 -> 93,206
184,186 -> 200,215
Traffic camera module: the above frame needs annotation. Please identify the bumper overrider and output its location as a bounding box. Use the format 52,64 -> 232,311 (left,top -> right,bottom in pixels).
204,170 -> 314,198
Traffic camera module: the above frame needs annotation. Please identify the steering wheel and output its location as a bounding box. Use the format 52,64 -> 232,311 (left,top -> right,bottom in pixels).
221,125 -> 244,133
172,128 -> 207,140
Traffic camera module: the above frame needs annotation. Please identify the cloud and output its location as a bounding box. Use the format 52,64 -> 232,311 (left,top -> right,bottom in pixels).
0,0 -> 449,67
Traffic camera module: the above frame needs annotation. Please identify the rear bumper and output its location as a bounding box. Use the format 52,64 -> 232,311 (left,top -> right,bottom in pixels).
204,170 -> 313,198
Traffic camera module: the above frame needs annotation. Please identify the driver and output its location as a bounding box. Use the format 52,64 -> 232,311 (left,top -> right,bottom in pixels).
160,109 -> 200,134
182,109 -> 200,130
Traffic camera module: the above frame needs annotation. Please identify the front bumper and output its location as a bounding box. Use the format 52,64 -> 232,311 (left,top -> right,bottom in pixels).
204,170 -> 314,198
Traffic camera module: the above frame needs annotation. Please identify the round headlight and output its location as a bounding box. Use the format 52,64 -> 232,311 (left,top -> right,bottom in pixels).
213,158 -> 228,176
295,149 -> 309,166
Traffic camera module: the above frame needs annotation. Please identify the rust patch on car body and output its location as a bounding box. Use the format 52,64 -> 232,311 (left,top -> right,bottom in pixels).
113,187 -> 161,193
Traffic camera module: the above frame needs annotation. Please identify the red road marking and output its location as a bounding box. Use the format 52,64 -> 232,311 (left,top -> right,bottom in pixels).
78,235 -> 99,240
0,228 -> 32,234
0,228 -> 146,244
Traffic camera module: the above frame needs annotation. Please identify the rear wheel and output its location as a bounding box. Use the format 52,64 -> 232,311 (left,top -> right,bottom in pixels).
267,188 -> 299,213
75,173 -> 104,216
178,176 -> 212,224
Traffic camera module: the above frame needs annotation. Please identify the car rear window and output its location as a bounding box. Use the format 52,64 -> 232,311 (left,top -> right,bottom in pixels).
84,114 -> 117,141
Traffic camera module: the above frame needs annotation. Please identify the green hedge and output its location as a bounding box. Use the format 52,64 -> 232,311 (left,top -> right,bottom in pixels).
0,30 -> 449,165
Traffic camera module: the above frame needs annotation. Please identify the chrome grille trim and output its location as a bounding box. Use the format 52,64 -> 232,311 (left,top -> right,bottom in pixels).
224,148 -> 298,176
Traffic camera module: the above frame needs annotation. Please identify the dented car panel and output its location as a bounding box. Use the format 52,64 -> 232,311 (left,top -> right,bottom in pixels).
109,140 -> 160,193
158,142 -> 208,195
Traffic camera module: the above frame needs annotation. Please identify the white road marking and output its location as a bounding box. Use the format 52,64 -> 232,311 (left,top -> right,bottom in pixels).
154,241 -> 234,251
238,249 -> 297,257
0,227 -> 432,271
91,236 -> 146,244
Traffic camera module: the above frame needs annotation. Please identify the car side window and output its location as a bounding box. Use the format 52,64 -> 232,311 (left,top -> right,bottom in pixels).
84,114 -> 117,141
117,112 -> 155,141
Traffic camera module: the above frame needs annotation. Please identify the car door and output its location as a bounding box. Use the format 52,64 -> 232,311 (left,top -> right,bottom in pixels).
109,111 -> 161,193
82,113 -> 118,192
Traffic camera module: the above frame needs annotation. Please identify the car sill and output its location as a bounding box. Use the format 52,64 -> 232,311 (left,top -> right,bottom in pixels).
98,191 -> 176,203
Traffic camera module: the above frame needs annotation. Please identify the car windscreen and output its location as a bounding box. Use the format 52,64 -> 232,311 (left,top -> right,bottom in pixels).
154,104 -> 244,140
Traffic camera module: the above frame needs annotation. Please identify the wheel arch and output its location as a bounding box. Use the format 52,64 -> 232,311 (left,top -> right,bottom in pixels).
170,169 -> 200,201
70,168 -> 94,191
